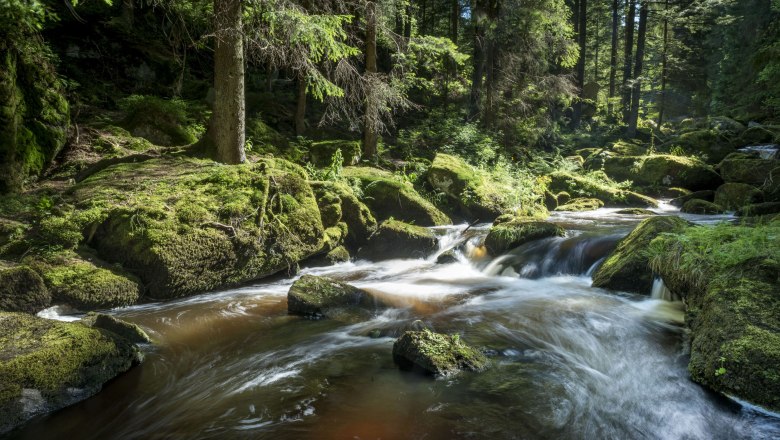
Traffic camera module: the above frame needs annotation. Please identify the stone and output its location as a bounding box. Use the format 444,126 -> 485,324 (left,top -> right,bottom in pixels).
714,183 -> 764,211
484,219 -> 565,255
392,329 -> 488,377
0,266 -> 50,314
681,199 -> 725,215
357,220 -> 438,261
287,275 -> 385,321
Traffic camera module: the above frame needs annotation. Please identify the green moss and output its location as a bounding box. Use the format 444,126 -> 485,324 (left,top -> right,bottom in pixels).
719,153 -> 780,187
669,190 -> 715,207
592,216 -> 690,294
80,313 -> 150,344
601,155 -> 722,191
342,166 -> 450,226
0,265 -> 50,314
309,140 -> 361,167
548,171 -> 657,207
484,219 -> 565,255
714,183 -> 764,211
681,199 -> 725,215
392,329 -> 488,377
554,197 -> 604,212
615,208 -> 657,215
611,140 -> 647,156
357,219 -> 438,261
287,274 -> 383,321
117,95 -> 197,146
736,202 -> 780,217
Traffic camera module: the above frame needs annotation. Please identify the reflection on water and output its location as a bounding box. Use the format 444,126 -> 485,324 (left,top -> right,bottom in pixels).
11,209 -> 778,440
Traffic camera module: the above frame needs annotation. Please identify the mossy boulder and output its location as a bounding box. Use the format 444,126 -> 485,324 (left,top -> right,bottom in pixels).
245,118 -> 289,151
357,219 -> 438,261
80,313 -> 151,344
309,140 -> 361,167
392,329 -> 488,377
287,275 -> 385,321
427,154 -> 523,221
736,202 -> 780,217
554,197 -> 604,212
737,125 -> 778,146
681,199 -> 725,215
601,155 -> 722,191
342,167 -> 450,226
676,129 -> 737,163
484,219 -> 565,255
310,181 -> 377,247
592,216 -> 690,295
615,208 -> 656,215
117,95 -> 196,147
648,223 -> 780,411
67,157 -> 324,299
670,190 -> 715,207
714,183 -> 764,211
0,312 -> 141,433
548,171 -> 657,207
0,265 -> 50,314
610,140 -> 647,156
719,153 -> 780,187
0,42 -> 70,192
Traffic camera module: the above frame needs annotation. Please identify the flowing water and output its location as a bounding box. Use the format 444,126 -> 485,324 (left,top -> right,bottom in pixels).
7,207 -> 780,439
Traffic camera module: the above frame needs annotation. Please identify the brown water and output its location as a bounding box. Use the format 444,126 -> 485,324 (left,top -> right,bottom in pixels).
6,207 -> 780,439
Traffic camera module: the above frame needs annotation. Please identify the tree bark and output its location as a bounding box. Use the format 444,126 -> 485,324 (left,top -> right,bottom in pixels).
627,1 -> 648,138
468,0 -> 486,121
572,0 -> 587,128
608,0 -> 618,117
622,0 -> 636,123
295,74 -> 307,136
210,0 -> 245,164
363,1 -> 378,159
658,0 -> 669,125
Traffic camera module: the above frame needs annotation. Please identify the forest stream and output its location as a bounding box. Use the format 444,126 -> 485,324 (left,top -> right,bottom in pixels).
6,206 -> 780,440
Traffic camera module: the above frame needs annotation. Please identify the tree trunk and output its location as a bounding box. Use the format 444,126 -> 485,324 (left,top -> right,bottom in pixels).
468,0 -> 486,121
627,2 -> 648,138
572,0 -> 587,128
622,0 -> 636,123
451,0 -> 460,44
210,0 -> 245,164
295,74 -> 307,136
658,0 -> 669,125
608,0 -> 618,117
363,1 -> 378,159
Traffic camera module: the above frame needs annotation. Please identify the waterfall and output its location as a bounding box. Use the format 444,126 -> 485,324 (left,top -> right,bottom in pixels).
650,277 -> 678,301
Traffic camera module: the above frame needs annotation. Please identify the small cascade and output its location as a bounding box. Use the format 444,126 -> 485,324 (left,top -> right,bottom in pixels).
650,277 -> 679,302
429,223 -> 488,262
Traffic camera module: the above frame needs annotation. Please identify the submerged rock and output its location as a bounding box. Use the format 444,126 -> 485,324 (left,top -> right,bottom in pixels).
80,313 -> 151,344
287,274 -> 385,321
615,208 -> 656,216
484,218 -> 565,255
342,167 -> 450,226
681,199 -> 725,215
0,265 -> 50,314
392,329 -> 488,377
714,183 -> 763,211
592,216 -> 690,295
357,219 -> 438,261
0,312 -> 142,433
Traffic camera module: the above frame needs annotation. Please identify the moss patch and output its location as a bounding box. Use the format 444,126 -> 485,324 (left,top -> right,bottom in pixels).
681,199 -> 725,215
392,329 -> 488,377
719,153 -> 780,187
0,265 -> 50,314
484,219 -> 565,255
714,183 -> 764,211
287,274 -> 384,322
602,155 -> 722,191
357,219 -> 438,261
309,140 -> 361,167
555,197 -> 604,212
548,171 -> 657,207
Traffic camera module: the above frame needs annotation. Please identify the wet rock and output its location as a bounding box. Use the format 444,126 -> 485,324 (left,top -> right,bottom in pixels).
592,216 -> 691,295
342,167 -> 450,226
484,219 -> 565,255
436,250 -> 458,264
681,199 -> 725,215
554,198 -> 604,212
719,153 -> 780,187
601,155 -> 722,191
287,275 -> 386,321
0,266 -> 50,314
676,129 -> 737,163
736,202 -> 780,217
80,313 -> 151,344
737,125 -> 779,146
615,208 -> 656,216
548,171 -> 657,207
311,181 -> 377,248
714,183 -> 764,211
670,190 -> 715,207
392,329 -> 488,377
0,312 -> 141,434
357,219 -> 438,261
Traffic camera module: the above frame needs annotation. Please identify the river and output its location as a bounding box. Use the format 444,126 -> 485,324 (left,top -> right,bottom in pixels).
6,205 -> 780,439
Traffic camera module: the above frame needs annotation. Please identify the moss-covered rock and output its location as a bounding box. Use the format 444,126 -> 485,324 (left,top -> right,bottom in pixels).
719,153 -> 780,187
484,219 -> 565,255
357,219 -> 438,261
392,329 -> 488,377
0,265 -> 50,314
735,202 -> 780,217
342,167 -> 450,226
66,157 -> 324,299
0,41 -> 70,192
548,171 -> 657,207
737,125 -> 778,146
670,190 -> 715,207
287,275 -> 385,321
554,197 -> 604,212
0,312 -> 141,433
426,154 -> 527,220
648,223 -> 780,411
601,155 -> 722,191
309,140 -> 361,167
714,183 -> 764,211
80,313 -> 151,344
681,199 -> 725,215
117,95 -> 196,147
676,129 -> 737,163
615,208 -> 657,216
310,181 -> 377,247
592,216 -> 690,295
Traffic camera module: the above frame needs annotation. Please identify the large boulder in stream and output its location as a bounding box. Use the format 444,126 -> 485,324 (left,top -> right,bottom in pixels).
649,222 -> 780,412
714,183 -> 764,211
392,329 -> 488,377
357,219 -> 438,261
592,216 -> 691,295
310,181 -> 377,248
287,275 -> 386,321
484,218 -> 565,255
341,167 -> 450,226
680,199 -> 725,215
67,157 -> 325,300
426,154 -> 527,221
601,155 -> 722,191
548,171 -> 657,207
0,264 -> 50,314
719,153 -> 780,189
0,312 -> 143,434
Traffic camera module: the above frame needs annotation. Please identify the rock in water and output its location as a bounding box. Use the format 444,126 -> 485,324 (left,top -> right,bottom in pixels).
681,199 -> 725,215
0,266 -> 50,314
392,329 -> 488,377
80,313 -> 151,344
357,219 -> 438,261
287,275 -> 386,321
0,313 -> 142,433
484,218 -> 565,255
